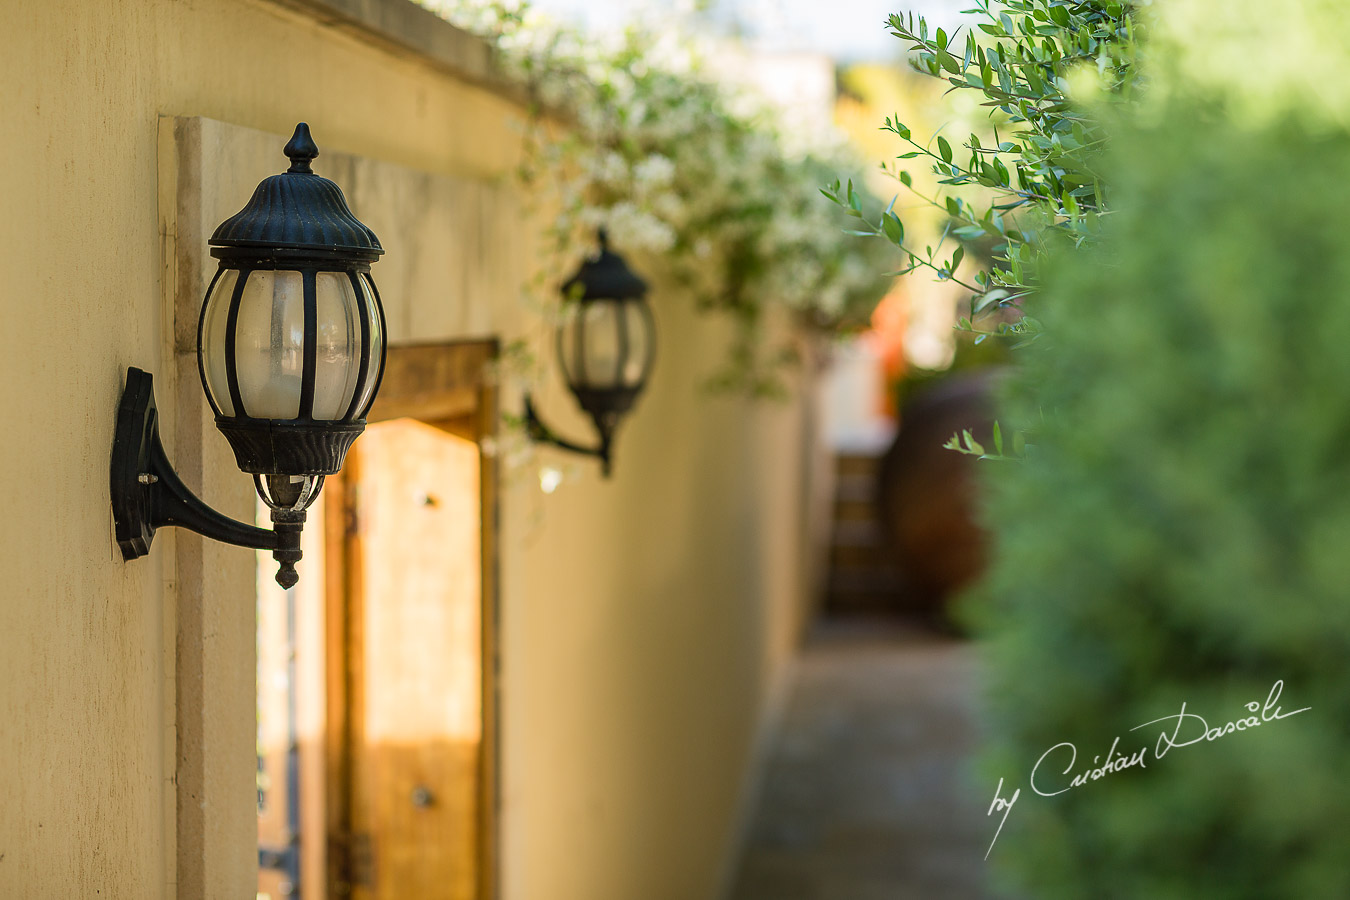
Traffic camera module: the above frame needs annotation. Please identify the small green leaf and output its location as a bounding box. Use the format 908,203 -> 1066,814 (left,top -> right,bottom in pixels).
938,136 -> 953,163
881,211 -> 905,244
974,288 -> 1010,314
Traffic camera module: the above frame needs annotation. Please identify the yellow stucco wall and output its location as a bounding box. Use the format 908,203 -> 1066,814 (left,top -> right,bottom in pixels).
0,2 -> 817,898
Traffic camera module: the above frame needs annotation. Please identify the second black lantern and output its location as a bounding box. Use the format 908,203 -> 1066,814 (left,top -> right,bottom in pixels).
525,230 -> 655,476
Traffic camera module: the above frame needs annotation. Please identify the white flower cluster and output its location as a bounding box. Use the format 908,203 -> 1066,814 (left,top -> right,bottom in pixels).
420,0 -> 893,389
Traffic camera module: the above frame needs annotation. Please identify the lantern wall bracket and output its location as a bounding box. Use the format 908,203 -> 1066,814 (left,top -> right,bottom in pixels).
522,394 -> 614,477
111,367 -> 305,588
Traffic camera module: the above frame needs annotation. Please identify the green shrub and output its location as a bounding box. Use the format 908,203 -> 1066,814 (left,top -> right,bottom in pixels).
970,99 -> 1350,898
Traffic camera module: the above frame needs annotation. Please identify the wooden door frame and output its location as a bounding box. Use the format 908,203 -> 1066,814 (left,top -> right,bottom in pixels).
322,339 -> 500,899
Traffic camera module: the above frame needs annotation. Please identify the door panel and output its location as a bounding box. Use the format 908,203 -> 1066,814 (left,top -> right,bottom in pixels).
347,418 -> 484,900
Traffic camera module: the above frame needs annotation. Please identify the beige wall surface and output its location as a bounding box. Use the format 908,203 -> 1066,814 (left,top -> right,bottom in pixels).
0,2 -> 817,898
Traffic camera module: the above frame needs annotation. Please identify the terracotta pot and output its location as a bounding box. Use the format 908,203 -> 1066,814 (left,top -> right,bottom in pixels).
876,371 -> 997,616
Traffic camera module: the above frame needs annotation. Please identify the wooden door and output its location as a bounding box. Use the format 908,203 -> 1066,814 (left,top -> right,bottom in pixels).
342,419 -> 484,900
325,341 -> 499,900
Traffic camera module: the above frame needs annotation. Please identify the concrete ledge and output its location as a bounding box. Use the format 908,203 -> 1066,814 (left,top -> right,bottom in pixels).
267,0 -> 529,105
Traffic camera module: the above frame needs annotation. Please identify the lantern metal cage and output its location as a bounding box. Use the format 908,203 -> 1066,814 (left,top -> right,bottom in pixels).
524,230 -> 655,477
111,123 -> 386,587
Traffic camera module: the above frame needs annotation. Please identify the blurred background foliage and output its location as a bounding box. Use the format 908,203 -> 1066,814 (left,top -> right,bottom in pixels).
967,0 -> 1350,894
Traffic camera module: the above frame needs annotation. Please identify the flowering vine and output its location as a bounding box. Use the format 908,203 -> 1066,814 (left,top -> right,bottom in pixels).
423,0 -> 893,397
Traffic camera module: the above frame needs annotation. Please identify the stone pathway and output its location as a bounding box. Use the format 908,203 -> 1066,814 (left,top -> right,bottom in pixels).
728,617 -> 1009,900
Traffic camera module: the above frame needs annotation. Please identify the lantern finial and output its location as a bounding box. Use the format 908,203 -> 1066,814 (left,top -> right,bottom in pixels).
284,123 -> 319,174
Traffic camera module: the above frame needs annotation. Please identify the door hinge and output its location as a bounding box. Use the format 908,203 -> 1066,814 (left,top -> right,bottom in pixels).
344,485 -> 361,537
332,830 -> 375,892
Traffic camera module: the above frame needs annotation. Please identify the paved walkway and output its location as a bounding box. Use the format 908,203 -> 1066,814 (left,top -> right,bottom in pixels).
728,617 -> 1005,900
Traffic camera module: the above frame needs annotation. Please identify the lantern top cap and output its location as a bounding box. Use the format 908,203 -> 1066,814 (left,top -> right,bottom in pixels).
562,229 -> 648,301
209,123 -> 383,260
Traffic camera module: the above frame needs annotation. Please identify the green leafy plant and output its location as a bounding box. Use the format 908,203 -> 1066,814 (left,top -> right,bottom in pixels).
904,1 -> 1137,314
826,1 -> 1143,450
970,89 -> 1350,897
942,420 -> 1023,461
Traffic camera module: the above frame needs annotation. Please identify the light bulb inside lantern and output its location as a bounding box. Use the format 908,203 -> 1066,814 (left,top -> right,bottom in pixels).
254,473 -> 325,512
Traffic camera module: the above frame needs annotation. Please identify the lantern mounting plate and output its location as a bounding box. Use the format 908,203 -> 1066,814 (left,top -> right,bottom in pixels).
111,367 -> 305,588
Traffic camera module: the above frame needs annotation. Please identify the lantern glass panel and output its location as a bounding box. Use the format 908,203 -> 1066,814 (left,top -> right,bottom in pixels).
354,273 -> 383,414
582,301 -> 620,389
312,272 -> 361,420
233,270 -> 306,419
201,268 -> 240,416
619,301 -> 652,387
254,472 -> 325,512
560,299 -> 652,390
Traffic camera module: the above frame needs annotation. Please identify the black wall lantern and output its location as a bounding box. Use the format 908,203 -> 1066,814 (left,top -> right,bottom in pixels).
111,123 -> 386,588
524,230 -> 655,477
